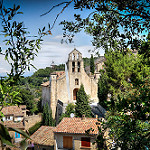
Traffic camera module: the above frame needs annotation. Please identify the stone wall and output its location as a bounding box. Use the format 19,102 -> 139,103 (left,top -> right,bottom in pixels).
24,114 -> 42,130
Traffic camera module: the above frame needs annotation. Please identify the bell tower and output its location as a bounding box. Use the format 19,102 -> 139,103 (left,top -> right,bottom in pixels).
67,48 -> 84,74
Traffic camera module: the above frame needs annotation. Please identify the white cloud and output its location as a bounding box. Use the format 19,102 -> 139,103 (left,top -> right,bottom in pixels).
0,37 -> 105,76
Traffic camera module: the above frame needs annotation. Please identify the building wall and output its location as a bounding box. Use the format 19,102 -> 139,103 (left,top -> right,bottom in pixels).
55,133 -> 97,150
34,144 -> 54,150
42,86 -> 50,107
24,114 -> 42,130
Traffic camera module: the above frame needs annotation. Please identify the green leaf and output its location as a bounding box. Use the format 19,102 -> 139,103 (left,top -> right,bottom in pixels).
8,127 -> 31,139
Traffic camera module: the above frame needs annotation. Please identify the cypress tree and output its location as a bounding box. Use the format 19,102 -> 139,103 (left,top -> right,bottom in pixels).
42,103 -> 55,126
90,54 -> 95,74
98,71 -> 108,109
75,84 -> 92,117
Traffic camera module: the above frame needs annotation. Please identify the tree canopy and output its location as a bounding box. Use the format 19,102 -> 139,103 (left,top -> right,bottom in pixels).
49,0 -> 150,52
75,84 -> 92,117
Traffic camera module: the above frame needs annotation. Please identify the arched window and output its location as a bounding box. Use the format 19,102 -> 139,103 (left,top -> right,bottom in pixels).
72,62 -> 75,72
75,78 -> 79,85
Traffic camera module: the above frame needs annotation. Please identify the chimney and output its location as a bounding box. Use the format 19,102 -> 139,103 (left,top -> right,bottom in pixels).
82,114 -> 86,120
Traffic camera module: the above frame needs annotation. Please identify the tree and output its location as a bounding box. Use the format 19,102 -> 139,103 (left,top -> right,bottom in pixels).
59,103 -> 75,122
0,1 -> 44,148
75,84 -> 92,117
57,0 -> 150,52
19,87 -> 38,114
42,103 -> 55,126
98,70 -> 108,109
90,54 -> 95,74
103,76 -> 150,150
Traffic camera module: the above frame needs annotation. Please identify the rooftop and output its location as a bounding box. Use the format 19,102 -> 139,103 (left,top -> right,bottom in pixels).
1,105 -> 24,116
3,120 -> 25,129
54,117 -> 99,135
30,126 -> 55,146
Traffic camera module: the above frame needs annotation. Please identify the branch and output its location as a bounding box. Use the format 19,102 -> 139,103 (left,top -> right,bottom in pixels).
41,1 -> 70,17
41,0 -> 73,30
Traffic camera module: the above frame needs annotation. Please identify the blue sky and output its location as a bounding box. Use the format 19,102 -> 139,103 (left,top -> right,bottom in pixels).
0,0 -> 104,76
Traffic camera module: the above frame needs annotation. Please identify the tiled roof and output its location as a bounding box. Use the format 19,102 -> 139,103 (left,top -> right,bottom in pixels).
1,106 -> 24,116
30,126 -> 55,146
3,121 -> 25,129
54,117 -> 99,135
51,71 -> 65,79
41,81 -> 50,87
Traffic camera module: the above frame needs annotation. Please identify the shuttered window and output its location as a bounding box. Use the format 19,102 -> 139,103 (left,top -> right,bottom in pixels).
81,137 -> 90,147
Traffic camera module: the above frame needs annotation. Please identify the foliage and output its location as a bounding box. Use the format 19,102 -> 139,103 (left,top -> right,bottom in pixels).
19,87 -> 38,114
59,103 -> 75,122
28,122 -> 42,135
75,84 -> 92,117
42,103 -> 55,126
90,54 -> 95,74
98,71 -> 108,109
104,76 -> 150,149
59,0 -> 150,52
0,2 -> 44,148
139,33 -> 150,65
0,4 -> 43,83
104,50 -> 150,97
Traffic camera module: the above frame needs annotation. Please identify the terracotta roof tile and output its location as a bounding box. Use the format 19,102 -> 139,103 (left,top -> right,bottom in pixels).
54,117 -> 99,135
41,81 -> 50,87
30,126 -> 55,146
3,120 -> 25,129
1,106 -> 24,116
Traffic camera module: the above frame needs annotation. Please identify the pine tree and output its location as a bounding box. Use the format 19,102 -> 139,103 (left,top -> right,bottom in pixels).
90,54 -> 95,74
75,84 -> 92,117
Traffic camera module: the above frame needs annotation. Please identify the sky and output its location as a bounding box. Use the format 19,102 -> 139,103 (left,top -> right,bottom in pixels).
0,0 -> 105,76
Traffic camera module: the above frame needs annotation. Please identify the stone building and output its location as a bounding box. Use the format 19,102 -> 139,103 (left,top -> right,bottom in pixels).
41,49 -> 104,119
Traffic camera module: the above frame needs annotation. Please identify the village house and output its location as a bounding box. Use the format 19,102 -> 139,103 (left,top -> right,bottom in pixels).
29,126 -> 55,150
53,116 -> 99,150
1,105 -> 27,143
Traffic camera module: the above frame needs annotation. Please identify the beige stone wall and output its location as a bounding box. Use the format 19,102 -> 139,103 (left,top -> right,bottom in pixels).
56,74 -> 69,104
24,114 -> 42,130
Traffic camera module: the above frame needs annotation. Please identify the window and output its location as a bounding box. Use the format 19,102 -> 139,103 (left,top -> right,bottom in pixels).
75,79 -> 79,85
77,53 -> 79,59
15,132 -> 20,138
72,53 -> 75,60
72,62 -> 75,72
63,136 -> 73,149
81,137 -> 90,147
78,62 -> 80,72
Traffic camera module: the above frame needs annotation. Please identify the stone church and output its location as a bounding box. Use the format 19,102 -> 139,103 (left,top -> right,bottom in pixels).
41,49 -> 105,120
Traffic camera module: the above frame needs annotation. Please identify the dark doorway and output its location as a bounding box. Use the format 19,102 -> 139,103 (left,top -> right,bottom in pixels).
73,88 -> 79,100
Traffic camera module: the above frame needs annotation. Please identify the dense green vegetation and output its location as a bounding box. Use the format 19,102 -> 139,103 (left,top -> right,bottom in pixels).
75,84 -> 92,117
29,122 -> 42,135
42,102 -> 55,126
90,54 -> 95,74
59,103 -> 75,122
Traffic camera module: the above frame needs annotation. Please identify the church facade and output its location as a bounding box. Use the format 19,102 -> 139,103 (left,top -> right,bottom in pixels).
41,49 -> 104,119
